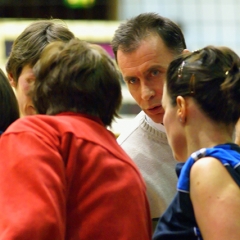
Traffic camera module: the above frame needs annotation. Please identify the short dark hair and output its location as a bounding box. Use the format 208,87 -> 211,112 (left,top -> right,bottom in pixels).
32,38 -> 122,127
111,12 -> 187,61
0,69 -> 19,132
6,19 -> 75,83
167,45 -> 240,124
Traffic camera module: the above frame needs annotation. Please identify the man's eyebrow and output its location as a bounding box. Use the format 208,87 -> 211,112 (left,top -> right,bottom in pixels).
146,65 -> 165,73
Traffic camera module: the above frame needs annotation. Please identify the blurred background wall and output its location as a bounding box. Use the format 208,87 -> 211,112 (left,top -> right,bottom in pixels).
1,0 -> 239,56
118,0 -> 240,55
0,0 -> 239,134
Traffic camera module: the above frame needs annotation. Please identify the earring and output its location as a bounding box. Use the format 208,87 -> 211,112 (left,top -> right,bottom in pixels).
179,118 -> 182,123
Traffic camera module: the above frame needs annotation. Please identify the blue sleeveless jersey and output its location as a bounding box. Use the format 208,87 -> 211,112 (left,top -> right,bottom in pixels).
153,143 -> 240,240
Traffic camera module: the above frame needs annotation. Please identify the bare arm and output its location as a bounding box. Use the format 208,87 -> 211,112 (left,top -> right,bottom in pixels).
190,157 -> 240,240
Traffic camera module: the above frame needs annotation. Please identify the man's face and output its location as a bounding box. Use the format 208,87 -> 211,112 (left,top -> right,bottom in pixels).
117,34 -> 174,123
11,65 -> 36,117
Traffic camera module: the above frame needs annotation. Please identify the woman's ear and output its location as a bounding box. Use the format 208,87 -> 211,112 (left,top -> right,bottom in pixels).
182,49 -> 190,54
7,72 -> 17,88
176,96 -> 186,123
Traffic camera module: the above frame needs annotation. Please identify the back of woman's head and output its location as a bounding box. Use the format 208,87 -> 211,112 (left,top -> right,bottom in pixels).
0,69 -> 19,132
33,38 -> 122,127
166,45 -> 240,125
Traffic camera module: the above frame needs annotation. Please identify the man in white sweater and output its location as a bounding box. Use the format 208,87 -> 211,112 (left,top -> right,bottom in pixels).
111,12 -> 188,230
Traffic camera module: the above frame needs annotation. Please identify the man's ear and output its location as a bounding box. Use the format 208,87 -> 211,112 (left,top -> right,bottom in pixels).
176,96 -> 186,123
7,72 -> 17,88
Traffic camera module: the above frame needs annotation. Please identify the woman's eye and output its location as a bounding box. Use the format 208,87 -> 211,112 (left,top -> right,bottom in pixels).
125,78 -> 137,84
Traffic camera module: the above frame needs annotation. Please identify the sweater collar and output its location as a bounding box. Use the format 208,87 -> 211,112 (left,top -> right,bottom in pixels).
145,114 -> 166,132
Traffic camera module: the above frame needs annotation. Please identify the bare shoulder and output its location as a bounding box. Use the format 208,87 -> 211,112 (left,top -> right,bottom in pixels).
190,156 -> 239,192
191,156 -> 225,178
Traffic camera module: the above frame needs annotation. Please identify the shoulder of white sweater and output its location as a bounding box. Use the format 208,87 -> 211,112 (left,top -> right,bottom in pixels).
117,111 -> 165,144
117,111 -> 144,144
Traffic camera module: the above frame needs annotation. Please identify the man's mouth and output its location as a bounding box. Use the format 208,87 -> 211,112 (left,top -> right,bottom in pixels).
146,105 -> 163,114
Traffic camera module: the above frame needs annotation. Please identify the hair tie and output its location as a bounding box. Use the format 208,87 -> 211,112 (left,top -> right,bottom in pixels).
189,74 -> 195,95
178,61 -> 185,78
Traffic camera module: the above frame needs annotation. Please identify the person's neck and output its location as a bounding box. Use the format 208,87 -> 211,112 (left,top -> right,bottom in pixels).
185,124 -> 233,160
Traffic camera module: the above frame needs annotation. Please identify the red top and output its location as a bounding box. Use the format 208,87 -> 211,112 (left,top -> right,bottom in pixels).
0,112 -> 152,240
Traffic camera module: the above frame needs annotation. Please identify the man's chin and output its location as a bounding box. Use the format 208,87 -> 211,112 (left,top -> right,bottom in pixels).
144,111 -> 164,124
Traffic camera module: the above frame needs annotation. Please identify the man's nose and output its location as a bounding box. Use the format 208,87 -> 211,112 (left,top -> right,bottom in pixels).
141,84 -> 155,101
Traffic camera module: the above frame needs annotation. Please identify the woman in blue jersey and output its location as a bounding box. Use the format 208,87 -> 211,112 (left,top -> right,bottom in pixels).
0,69 -> 19,135
153,46 -> 240,240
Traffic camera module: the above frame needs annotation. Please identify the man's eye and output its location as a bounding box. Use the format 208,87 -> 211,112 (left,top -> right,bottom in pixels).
151,70 -> 160,77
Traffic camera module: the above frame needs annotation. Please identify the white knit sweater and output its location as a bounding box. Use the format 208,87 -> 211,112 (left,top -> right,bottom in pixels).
117,111 -> 178,219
